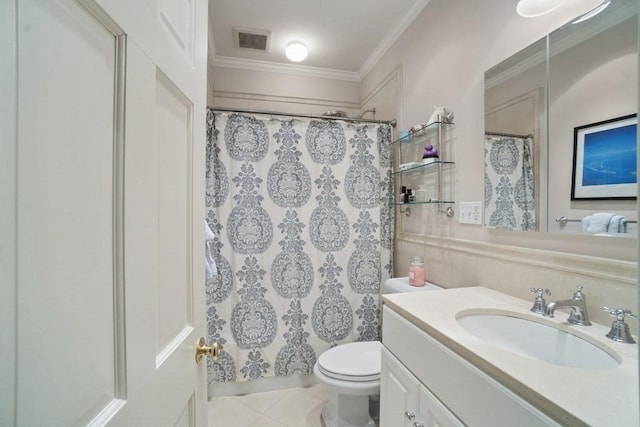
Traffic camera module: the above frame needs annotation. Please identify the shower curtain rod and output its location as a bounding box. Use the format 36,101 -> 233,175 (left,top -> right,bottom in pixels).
209,106 -> 397,127
485,131 -> 533,139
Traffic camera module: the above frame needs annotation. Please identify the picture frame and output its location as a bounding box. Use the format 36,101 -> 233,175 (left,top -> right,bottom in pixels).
571,114 -> 637,200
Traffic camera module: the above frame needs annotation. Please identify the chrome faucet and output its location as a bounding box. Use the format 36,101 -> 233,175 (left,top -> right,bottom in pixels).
543,285 -> 591,325
529,288 -> 550,314
602,307 -> 637,344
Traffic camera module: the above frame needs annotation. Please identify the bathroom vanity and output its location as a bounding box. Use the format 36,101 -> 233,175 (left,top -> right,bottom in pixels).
380,287 -> 639,426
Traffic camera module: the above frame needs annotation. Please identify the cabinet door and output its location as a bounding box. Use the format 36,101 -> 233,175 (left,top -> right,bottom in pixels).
418,385 -> 464,427
380,347 -> 420,427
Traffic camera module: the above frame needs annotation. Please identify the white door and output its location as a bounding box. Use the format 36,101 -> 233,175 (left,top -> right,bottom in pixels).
1,0 -> 210,425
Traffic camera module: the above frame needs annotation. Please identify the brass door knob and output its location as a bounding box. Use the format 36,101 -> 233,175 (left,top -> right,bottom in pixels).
195,337 -> 222,363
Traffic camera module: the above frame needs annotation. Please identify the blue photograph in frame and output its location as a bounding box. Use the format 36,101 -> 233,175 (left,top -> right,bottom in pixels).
571,114 -> 637,200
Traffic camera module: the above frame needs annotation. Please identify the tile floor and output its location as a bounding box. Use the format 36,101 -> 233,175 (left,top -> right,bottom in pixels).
208,384 -> 327,427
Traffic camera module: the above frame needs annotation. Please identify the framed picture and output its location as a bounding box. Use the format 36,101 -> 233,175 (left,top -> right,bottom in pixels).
571,114 -> 637,200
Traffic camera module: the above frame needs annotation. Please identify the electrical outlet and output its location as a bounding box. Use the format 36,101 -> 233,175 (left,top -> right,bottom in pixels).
459,201 -> 483,225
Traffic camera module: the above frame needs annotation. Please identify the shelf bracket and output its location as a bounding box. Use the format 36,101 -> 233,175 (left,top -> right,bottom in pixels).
400,206 -> 411,216
440,206 -> 455,217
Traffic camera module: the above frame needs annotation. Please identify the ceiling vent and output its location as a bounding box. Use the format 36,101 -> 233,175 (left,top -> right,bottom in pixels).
233,27 -> 271,52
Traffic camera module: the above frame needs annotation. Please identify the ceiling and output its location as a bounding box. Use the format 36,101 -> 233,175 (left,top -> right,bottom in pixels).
208,0 -> 430,80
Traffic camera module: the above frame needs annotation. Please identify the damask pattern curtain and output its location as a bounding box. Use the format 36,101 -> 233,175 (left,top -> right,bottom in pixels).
205,110 -> 393,386
484,134 -> 536,231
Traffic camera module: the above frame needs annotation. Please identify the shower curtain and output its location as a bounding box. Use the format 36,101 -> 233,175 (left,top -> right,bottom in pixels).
205,109 -> 393,386
484,134 -> 536,231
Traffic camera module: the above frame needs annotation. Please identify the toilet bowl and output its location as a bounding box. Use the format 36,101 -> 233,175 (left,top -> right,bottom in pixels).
314,277 -> 442,427
314,341 -> 381,427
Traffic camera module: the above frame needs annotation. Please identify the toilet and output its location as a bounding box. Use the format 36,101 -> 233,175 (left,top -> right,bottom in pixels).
314,277 -> 442,427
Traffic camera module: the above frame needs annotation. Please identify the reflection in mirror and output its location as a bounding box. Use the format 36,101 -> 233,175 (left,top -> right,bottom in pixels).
548,0 -> 638,237
484,38 -> 546,231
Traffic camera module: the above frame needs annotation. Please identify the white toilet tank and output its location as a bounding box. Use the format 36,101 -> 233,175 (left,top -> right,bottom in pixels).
383,277 -> 442,294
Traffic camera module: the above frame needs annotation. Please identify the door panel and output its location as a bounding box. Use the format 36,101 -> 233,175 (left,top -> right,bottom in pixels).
16,1 -> 122,425
158,0 -> 196,63
380,348 -> 420,427
175,394 -> 196,427
155,70 -> 193,364
9,0 -> 208,424
0,0 -> 18,424
102,0 -> 208,422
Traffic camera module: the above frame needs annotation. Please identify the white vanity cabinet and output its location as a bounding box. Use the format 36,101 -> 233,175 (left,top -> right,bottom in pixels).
381,305 -> 561,427
381,347 -> 463,427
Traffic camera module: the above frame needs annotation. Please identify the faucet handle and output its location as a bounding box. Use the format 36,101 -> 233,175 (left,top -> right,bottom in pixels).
529,288 -> 550,314
572,285 -> 586,300
602,307 -> 637,344
602,307 -> 638,320
530,288 -> 551,296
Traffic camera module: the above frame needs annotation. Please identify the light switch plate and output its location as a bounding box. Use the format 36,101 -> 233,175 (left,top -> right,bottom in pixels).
459,201 -> 483,225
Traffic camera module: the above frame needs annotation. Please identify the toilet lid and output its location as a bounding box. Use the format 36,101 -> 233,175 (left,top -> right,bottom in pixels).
317,341 -> 382,382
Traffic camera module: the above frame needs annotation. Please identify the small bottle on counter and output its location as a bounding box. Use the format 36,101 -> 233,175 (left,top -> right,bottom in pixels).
408,256 -> 426,287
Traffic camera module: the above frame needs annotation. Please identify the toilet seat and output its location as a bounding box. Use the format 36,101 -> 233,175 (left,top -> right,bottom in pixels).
317,341 -> 382,382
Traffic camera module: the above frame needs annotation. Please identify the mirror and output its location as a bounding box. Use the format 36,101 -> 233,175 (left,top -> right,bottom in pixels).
484,38 -> 546,231
484,0 -> 638,236
547,0 -> 638,236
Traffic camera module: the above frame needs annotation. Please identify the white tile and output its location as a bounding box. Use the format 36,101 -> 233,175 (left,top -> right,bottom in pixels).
264,387 -> 328,427
306,384 -> 328,401
208,396 -> 262,427
248,415 -> 286,427
305,411 -> 324,427
208,385 -> 329,427
303,386 -> 327,426
235,389 -> 288,414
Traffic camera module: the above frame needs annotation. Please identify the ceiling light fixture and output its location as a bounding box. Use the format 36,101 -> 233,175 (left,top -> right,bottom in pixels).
285,42 -> 308,62
572,1 -> 611,24
516,0 -> 567,17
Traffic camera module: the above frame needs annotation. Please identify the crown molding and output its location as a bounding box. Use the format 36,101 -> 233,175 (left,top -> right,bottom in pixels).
485,48 -> 546,89
358,0 -> 432,80
212,55 -> 361,82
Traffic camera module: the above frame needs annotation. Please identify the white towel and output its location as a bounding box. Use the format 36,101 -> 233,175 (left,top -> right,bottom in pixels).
581,212 -> 615,233
205,221 -> 215,241
608,215 -> 626,233
205,221 -> 218,278
620,219 -> 629,233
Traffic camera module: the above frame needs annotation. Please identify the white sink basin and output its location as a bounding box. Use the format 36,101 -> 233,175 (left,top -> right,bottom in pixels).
456,310 -> 620,369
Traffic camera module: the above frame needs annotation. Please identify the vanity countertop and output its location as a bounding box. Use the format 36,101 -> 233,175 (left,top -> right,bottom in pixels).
383,286 -> 639,426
